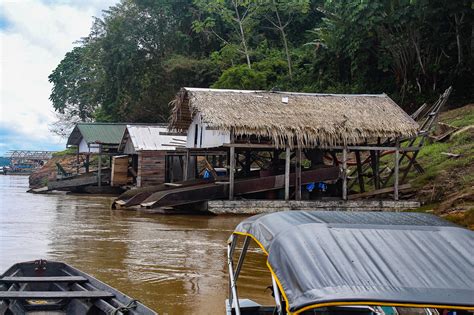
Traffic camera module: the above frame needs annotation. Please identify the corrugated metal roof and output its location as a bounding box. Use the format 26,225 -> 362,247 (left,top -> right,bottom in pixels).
67,123 -> 127,146
120,125 -> 187,152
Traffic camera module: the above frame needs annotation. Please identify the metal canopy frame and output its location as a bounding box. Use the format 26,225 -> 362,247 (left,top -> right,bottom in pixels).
227,234 -> 285,315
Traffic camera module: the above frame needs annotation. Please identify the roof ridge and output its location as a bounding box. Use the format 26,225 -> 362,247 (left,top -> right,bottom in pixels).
183,87 -> 387,97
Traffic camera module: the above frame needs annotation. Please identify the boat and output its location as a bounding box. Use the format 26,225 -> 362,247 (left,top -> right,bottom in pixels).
226,211 -> 474,315
0,260 -> 156,314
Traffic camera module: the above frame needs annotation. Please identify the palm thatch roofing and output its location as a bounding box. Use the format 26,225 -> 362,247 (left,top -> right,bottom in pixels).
170,87 -> 419,148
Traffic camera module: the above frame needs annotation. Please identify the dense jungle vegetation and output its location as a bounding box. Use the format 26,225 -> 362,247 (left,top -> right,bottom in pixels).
48,0 -> 473,133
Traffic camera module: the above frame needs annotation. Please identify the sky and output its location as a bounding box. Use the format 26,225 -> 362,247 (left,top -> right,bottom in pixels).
0,0 -> 118,156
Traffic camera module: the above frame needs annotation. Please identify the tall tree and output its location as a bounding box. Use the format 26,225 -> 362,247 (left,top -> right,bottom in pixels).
257,0 -> 310,79
192,0 -> 257,68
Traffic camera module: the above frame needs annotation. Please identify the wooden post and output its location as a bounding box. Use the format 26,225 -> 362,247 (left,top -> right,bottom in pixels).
76,147 -> 80,174
295,148 -> 302,200
355,151 -> 365,193
97,145 -> 102,187
183,149 -> 189,181
284,147 -> 291,201
342,147 -> 347,200
169,156 -> 174,182
85,155 -> 90,173
229,146 -> 235,200
394,140 -> 400,201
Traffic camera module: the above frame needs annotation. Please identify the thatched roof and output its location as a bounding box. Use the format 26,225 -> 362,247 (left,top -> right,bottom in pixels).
170,88 -> 419,148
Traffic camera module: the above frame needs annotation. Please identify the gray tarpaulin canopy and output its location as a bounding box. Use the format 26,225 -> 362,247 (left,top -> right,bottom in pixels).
232,211 -> 474,314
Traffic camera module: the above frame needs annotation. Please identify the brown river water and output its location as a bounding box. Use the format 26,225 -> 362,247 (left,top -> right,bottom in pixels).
0,175 -> 274,314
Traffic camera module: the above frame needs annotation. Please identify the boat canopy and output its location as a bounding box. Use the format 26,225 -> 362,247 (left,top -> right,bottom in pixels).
231,211 -> 474,314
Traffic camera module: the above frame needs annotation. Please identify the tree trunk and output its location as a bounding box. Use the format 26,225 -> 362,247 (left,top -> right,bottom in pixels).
273,4 -> 292,79
233,1 -> 251,69
454,13 -> 465,65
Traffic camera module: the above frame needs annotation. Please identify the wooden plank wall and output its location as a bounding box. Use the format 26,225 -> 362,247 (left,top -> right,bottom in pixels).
111,155 -> 129,187
137,151 -> 166,187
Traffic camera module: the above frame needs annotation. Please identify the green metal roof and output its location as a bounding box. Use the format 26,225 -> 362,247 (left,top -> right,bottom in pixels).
66,123 -> 127,146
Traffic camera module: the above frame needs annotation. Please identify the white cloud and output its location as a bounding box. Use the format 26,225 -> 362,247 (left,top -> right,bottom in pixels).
0,0 -> 118,155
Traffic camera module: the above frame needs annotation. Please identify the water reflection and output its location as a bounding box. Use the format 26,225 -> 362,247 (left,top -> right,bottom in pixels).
0,176 -> 273,314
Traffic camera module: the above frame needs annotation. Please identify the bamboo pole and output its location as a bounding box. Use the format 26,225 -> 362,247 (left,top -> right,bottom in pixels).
285,147 -> 291,201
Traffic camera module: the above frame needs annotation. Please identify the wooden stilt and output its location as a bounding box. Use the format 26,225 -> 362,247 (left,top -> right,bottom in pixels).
229,146 -> 235,200
295,148 -> 302,200
342,148 -> 347,200
370,151 -> 379,189
97,145 -> 102,187
169,156 -> 174,182
284,147 -> 291,201
394,140 -> 400,201
183,149 -> 189,181
76,147 -> 80,174
85,155 -> 90,173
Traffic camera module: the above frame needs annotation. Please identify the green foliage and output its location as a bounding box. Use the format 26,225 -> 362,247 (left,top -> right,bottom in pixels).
212,65 -> 267,90
49,0 -> 473,126
48,46 -> 99,121
52,148 -> 77,157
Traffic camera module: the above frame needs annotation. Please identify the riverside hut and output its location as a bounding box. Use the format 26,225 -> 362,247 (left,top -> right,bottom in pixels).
170,88 -> 420,207
116,124 -> 188,187
67,123 -> 127,154
66,122 -> 127,174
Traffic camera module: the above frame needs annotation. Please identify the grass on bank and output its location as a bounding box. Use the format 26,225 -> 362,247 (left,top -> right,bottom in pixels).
411,104 -> 474,228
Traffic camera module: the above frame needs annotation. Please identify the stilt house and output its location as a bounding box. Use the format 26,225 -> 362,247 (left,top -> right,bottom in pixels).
170,87 -> 419,201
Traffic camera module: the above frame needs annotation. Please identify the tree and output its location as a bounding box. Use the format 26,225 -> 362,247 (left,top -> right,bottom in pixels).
192,0 -> 257,68
257,0 -> 310,79
48,46 -> 100,122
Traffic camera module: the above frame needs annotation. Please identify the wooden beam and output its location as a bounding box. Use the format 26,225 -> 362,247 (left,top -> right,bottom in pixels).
348,184 -> 411,200
224,143 -> 275,149
284,147 -> 291,201
224,143 -> 421,152
342,147 -> 348,200
326,145 -> 420,151
295,148 -> 302,200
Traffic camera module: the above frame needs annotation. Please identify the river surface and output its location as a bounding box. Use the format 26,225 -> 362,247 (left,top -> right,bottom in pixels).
0,176 -> 273,314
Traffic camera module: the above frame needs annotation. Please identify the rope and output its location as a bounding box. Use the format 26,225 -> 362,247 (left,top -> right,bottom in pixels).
111,300 -> 138,315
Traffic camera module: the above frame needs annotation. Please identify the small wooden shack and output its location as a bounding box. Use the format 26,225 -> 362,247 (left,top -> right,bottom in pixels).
67,123 -> 127,154
117,124 -> 188,187
170,87 -> 420,203
66,122 -> 127,174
